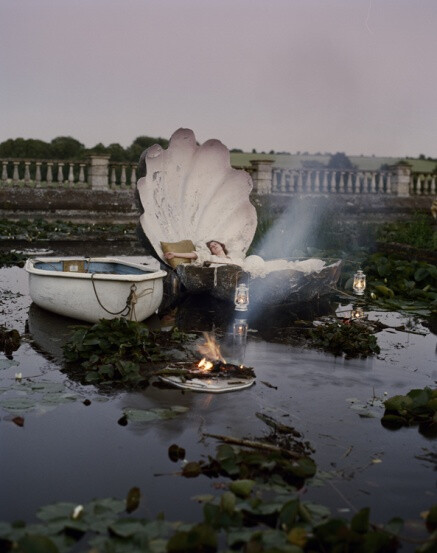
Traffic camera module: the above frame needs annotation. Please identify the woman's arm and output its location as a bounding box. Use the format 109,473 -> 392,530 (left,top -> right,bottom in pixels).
164,251 -> 198,261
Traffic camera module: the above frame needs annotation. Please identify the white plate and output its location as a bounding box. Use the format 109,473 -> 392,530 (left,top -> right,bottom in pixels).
159,375 -> 255,393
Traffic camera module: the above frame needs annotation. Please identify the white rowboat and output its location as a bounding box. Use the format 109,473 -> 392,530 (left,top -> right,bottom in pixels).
25,257 -> 167,323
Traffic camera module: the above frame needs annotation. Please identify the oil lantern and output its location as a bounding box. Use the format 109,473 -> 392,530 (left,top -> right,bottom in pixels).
353,269 -> 366,296
234,283 -> 249,311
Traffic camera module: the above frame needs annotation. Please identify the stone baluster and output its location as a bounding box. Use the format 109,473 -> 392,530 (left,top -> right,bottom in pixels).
297,170 -> 303,193
130,165 -> 137,189
47,162 -> 53,186
68,163 -> 75,186
346,171 -> 353,193
1,161 -> 8,184
13,161 -> 20,184
430,175 -> 436,195
284,169 -> 296,194
87,155 -> 110,190
330,171 -> 336,193
322,170 -> 328,193
305,170 -> 312,192
24,161 -> 31,185
57,163 -> 64,184
110,166 -> 117,188
79,163 -> 86,186
370,172 -> 376,193
338,172 -> 345,193
35,162 -> 42,187
314,170 -> 320,193
120,165 -> 127,187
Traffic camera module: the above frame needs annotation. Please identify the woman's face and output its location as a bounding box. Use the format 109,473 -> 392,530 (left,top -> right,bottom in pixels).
208,241 -> 225,256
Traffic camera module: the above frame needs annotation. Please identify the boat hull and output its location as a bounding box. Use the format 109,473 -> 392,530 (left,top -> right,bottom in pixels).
25,257 -> 167,323
176,261 -> 342,305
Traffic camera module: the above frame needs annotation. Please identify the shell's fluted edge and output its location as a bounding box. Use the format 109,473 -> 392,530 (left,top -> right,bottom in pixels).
137,128 -> 257,263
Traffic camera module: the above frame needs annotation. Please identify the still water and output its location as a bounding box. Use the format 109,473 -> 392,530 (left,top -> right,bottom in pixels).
0,249 -> 436,544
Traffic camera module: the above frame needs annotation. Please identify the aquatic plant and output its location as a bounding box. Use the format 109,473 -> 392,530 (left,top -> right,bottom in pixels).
382,387 -> 437,437
0,251 -> 26,268
377,213 -> 437,251
63,318 -> 196,387
0,326 -> 21,357
310,321 -> 380,359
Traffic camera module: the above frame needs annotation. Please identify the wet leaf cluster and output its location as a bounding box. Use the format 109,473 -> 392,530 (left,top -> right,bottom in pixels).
382,387 -> 437,436
0,218 -> 136,241
0,326 -> 20,358
0,251 -> 27,268
343,253 -> 437,317
310,321 -> 380,359
63,318 -> 196,387
1,480 -> 436,552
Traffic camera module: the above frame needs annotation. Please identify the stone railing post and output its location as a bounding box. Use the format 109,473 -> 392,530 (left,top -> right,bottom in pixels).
87,155 -> 110,190
391,161 -> 412,197
249,159 -> 274,195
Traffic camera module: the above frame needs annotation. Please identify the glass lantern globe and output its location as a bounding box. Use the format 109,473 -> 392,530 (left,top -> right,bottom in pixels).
234,283 -> 249,311
233,319 -> 248,338
353,269 -> 366,296
351,305 -> 365,320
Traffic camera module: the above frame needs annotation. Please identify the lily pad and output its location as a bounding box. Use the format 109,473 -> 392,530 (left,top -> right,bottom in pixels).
123,406 -> 189,422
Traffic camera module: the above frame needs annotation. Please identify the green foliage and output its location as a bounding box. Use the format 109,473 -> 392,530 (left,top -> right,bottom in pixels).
327,152 -> 356,170
0,219 -> 135,241
0,250 -> 26,268
0,326 -> 20,357
363,253 -> 437,316
0,134 -> 169,162
382,387 -> 437,436
63,318 -> 195,387
310,321 -> 380,358
377,213 -> 437,251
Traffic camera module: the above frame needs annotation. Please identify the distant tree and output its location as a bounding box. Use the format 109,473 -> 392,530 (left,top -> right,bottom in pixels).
106,143 -> 127,162
301,160 -> 325,169
127,136 -> 169,161
87,142 -> 108,156
0,138 -> 50,158
230,148 -> 243,153
50,136 -> 86,159
251,148 -> 257,154
327,152 -> 356,170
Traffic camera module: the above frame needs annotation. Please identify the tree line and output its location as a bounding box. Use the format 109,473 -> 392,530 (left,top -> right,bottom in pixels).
0,136 -> 169,162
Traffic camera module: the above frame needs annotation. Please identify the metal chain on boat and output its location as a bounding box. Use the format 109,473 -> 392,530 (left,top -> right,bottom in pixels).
90,274 -> 135,317
90,274 -> 154,321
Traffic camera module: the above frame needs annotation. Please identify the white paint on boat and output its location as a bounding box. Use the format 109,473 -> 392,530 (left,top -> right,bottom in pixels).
25,257 -> 167,323
159,374 -> 255,393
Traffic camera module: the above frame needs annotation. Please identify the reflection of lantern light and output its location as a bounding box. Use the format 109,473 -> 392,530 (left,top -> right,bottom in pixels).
234,283 -> 249,311
353,269 -> 366,295
233,319 -> 248,338
351,306 -> 365,320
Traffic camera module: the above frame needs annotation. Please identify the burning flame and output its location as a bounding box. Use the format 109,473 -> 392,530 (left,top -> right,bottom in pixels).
197,332 -> 226,364
197,358 -> 214,372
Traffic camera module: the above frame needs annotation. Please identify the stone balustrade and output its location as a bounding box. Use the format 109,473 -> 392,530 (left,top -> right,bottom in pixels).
0,156 -> 434,197
271,168 -> 394,195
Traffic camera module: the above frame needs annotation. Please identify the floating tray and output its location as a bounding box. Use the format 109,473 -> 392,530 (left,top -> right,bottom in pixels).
159,375 -> 255,393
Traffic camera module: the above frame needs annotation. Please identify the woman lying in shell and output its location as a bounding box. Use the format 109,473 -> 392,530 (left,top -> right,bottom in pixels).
137,128 -> 335,284
163,239 -> 326,278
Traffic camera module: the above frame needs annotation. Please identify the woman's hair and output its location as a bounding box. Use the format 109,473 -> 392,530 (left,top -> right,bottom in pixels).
206,240 -> 228,255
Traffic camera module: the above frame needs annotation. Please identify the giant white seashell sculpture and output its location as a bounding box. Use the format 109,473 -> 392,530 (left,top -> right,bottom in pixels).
137,128 -> 257,262
137,128 -> 342,306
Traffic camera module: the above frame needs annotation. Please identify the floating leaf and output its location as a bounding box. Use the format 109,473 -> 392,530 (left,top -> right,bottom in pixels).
123,406 -> 188,422
126,487 -> 141,514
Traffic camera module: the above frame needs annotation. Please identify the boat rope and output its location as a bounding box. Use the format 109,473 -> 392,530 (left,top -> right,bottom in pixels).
128,286 -> 154,322
90,274 -> 136,317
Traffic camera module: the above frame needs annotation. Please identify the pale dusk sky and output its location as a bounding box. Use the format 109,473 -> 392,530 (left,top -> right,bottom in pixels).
1,0 -> 436,157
